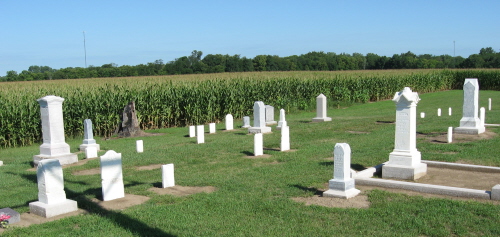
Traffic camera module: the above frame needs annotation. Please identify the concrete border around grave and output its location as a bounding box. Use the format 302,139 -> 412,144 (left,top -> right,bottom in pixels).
352,160 -> 500,200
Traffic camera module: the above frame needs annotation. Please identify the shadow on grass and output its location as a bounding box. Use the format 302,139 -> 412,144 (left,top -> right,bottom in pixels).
376,120 -> 394,124
317,163 -> 366,171
15,172 -> 176,237
298,121 -> 312,124
240,151 -> 253,156
234,132 -> 248,136
290,184 -> 323,196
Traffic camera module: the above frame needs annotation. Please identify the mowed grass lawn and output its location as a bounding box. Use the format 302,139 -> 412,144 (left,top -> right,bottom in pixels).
1,89 -> 500,236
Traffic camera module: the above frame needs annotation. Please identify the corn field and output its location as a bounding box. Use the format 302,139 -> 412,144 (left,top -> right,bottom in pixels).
0,69 -> 499,148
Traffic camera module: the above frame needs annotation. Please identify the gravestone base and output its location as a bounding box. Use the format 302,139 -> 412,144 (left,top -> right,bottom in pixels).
454,127 -> 485,135
33,153 -> 78,167
265,121 -> 277,125
79,143 -> 100,152
29,199 -> 78,218
248,127 -> 272,134
242,125 -> 251,128
312,117 -> 332,122
0,208 -> 20,224
382,163 -> 427,180
491,184 -> 500,200
323,178 -> 360,199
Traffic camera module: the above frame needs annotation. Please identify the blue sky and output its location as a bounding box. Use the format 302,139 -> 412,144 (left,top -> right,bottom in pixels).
1,0 -> 499,74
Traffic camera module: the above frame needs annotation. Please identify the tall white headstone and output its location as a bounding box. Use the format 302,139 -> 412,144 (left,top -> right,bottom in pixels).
254,133 -> 263,156
225,114 -> 234,130
136,140 -> 144,153
242,116 -> 251,128
197,125 -> 205,144
455,79 -> 485,134
382,87 -> 427,180
33,95 -> 78,166
209,123 -> 216,134
162,164 -> 175,188
79,119 -> 100,151
280,121 -> 290,151
100,150 -> 125,201
189,126 -> 196,137
29,159 -> 78,218
265,105 -> 277,125
323,143 -> 360,199
276,109 -> 286,130
248,101 -> 271,134
312,94 -> 332,122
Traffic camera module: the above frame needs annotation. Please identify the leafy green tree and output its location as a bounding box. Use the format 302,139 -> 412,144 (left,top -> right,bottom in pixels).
253,55 -> 267,71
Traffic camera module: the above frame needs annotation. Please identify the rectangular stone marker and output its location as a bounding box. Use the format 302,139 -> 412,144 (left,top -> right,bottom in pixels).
489,98 -> 492,111
33,95 -> 78,167
382,87 -> 427,180
437,108 -> 441,116
189,126 -> 196,137
136,140 -> 143,153
449,107 -> 452,116
0,208 -> 20,224
100,150 -> 125,201
248,101 -> 271,134
225,114 -> 234,130
480,107 -> 486,127
254,133 -> 263,156
0,161 -> 3,166
323,143 -> 360,199
276,109 -> 286,130
492,184 -> 500,200
197,125 -> 205,144
312,94 -> 332,122
447,127 -> 453,143
79,119 -> 100,151
455,78 -> 485,134
162,164 -> 175,188
85,147 -> 98,159
242,116 -> 251,128
209,123 -> 216,134
420,112 -> 425,118
280,121 -> 290,151
29,159 -> 78,218
265,105 -> 277,125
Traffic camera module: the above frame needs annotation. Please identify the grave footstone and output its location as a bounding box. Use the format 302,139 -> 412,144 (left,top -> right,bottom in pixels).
197,125 -> 205,144
323,143 -> 360,199
162,164 -> 175,188
79,119 -> 100,151
312,94 -> 332,122
33,95 -> 78,167
449,107 -> 452,116
29,159 -> 78,218
225,114 -> 234,130
242,116 -> 251,128
280,121 -> 290,151
189,126 -> 196,137
0,208 -> 20,224
248,101 -> 271,134
254,133 -> 263,156
489,98 -> 492,111
437,108 -> 441,116
136,140 -> 144,153
209,123 -> 216,134
480,107 -> 486,127
85,147 -> 98,159
447,127 -> 453,143
0,161 -> 3,166
382,87 -> 427,180
492,184 -> 500,200
276,109 -> 286,130
455,79 -> 485,134
100,150 -> 125,201
420,112 -> 425,118
265,105 -> 277,125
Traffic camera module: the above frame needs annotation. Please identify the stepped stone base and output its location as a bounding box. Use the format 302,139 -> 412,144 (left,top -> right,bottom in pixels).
248,127 -> 272,134
454,127 -> 485,135
382,163 -> 427,180
312,117 -> 332,122
33,153 -> 78,167
29,199 -> 78,218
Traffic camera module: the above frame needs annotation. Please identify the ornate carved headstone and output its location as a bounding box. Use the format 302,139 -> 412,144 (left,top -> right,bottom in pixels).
116,101 -> 144,137
323,143 -> 360,199
100,150 -> 125,201
455,79 -> 485,134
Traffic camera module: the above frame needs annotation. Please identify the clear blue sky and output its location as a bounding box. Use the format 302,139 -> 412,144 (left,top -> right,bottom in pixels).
1,0 -> 499,75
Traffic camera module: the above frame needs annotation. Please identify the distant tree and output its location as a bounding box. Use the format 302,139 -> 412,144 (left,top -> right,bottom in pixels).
253,55 -> 267,71
5,70 -> 18,81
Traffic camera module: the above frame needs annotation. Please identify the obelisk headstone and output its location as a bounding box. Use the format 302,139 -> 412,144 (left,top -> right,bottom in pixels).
79,119 -> 100,151
323,143 -> 360,199
455,79 -> 485,134
276,109 -> 286,130
312,94 -> 332,122
248,101 -> 271,134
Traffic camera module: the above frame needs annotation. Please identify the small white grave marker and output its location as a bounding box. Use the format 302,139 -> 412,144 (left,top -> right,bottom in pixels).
489,98 -> 492,111
323,143 -> 360,199
136,140 -> 143,153
162,164 -> 175,188
100,150 -> 125,201
280,121 -> 290,151
447,127 -> 453,143
265,105 -> 277,125
420,112 -> 425,118
437,108 -> 441,116
189,126 -> 196,137
480,107 -> 486,127
225,114 -> 234,130
242,116 -> 251,128
254,133 -> 263,156
85,147 -> 98,159
197,125 -> 205,144
449,107 -> 452,116
209,123 -> 216,134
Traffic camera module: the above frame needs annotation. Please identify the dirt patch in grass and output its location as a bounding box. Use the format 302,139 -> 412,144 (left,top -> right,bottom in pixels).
244,154 -> 272,159
72,168 -> 100,176
3,209 -> 88,231
292,193 -> 370,209
90,194 -> 150,210
417,130 -> 497,143
136,164 -> 163,170
415,166 -> 500,190
148,185 -> 217,196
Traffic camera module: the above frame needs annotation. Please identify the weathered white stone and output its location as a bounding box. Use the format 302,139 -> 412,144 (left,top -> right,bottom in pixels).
29,159 -> 78,218
276,109 -> 286,130
136,140 -> 143,153
480,107 -> 486,127
265,105 -> 277,125
449,107 -> 452,116
280,121 -> 290,151
242,116 -> 251,128
437,108 -> 441,116
312,94 -> 332,122
323,143 -> 360,199
254,133 -> 263,156
248,101 -> 271,134
0,161 -> 3,166
209,123 -> 216,134
225,114 -> 234,130
447,127 -> 453,143
33,95 -> 78,166
455,79 -> 485,134
420,112 -> 425,118
100,150 -> 125,201
85,147 -> 98,159
488,98 -> 492,111
491,184 -> 500,200
79,119 -> 100,151
189,126 -> 196,137
197,125 -> 205,144
162,164 -> 175,188
382,87 -> 427,180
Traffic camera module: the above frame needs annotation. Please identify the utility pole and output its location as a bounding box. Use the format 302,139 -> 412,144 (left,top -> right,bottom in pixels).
453,40 -> 455,68
83,31 -> 87,68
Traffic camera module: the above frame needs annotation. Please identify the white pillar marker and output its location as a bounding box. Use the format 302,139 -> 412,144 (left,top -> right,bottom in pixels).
254,133 -> 263,156
312,94 -> 332,122
189,126 -> 196,137
449,107 -> 452,116
136,140 -> 144,153
162,164 -> 175,188
480,107 -> 486,127
197,125 -> 205,144
447,127 -> 453,143
420,112 -> 425,118
323,143 -> 360,199
437,108 -> 441,116
488,98 -> 492,111
225,114 -> 234,130
209,123 -> 216,134
455,78 -> 485,134
85,147 -> 98,159
280,121 -> 290,151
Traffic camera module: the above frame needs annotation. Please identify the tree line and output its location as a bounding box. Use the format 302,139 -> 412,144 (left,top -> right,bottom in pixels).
2,47 -> 499,82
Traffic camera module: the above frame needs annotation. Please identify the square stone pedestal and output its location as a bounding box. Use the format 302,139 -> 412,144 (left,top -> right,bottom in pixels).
33,153 -> 78,167
312,117 -> 332,122
382,163 -> 427,180
454,127 -> 485,135
248,127 -> 272,134
322,178 -> 360,199
79,143 -> 100,152
29,199 -> 78,218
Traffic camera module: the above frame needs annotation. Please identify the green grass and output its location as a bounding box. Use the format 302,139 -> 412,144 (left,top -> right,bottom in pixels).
1,90 -> 500,236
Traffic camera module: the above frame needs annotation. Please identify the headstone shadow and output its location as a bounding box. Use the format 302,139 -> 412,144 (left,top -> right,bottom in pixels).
290,184 -> 323,196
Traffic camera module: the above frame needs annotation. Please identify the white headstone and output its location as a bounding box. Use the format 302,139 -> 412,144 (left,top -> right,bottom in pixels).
323,143 -> 360,199
0,161 -> 3,166
79,119 -> 100,151
85,147 -> 98,159
189,126 -> 196,137
420,112 -> 425,118
280,121 -> 290,151
225,114 -> 234,130
29,159 -> 78,218
162,164 -> 175,188
488,98 -> 492,111
382,87 -> 427,180
449,107 -> 452,116
100,150 -> 125,201
276,109 -> 286,130
242,116 -> 251,128
455,79 -> 485,134
480,107 -> 486,127
209,123 -> 216,134
265,105 -> 277,125
437,108 -> 441,116
254,133 -> 263,156
248,101 -> 271,133
136,140 -> 143,153
33,95 -> 78,166
312,94 -> 332,122
447,127 -> 453,143
197,125 -> 205,144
